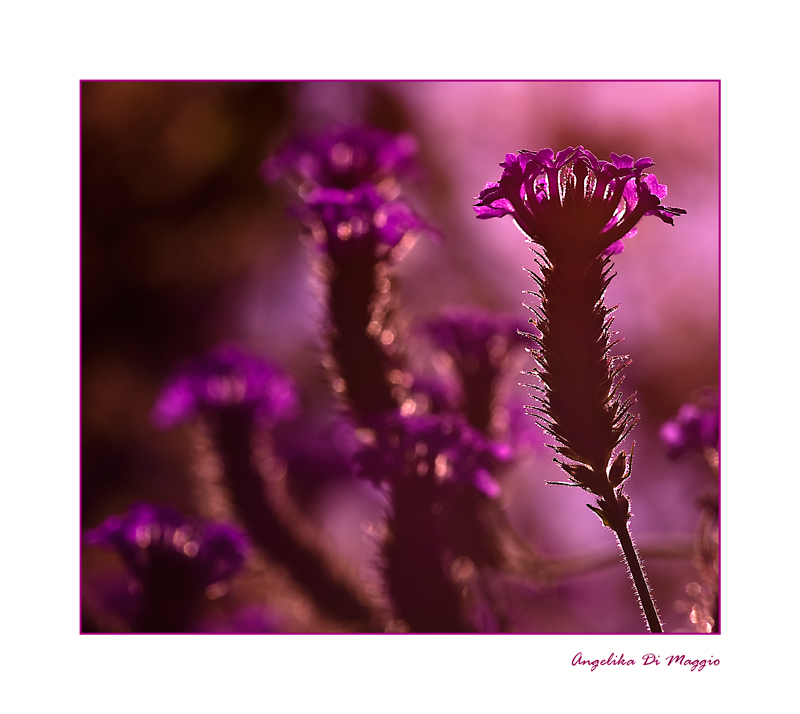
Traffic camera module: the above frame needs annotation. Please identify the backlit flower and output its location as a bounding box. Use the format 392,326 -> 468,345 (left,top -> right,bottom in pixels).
263,124 -> 419,194
354,413 -> 510,498
427,309 -> 522,378
474,147 -> 685,259
305,184 -> 431,259
85,502 -> 250,589
660,388 -> 720,459
426,309 -> 525,433
151,345 -> 298,428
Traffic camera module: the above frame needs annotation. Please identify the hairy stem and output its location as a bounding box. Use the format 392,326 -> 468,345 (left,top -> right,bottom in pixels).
528,249 -> 662,632
613,522 -> 663,633
214,406 -> 380,629
384,477 -> 475,632
327,254 -> 398,420
326,246 -> 480,631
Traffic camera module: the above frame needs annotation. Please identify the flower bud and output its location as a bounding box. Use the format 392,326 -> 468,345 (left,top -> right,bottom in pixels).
609,451 -> 627,487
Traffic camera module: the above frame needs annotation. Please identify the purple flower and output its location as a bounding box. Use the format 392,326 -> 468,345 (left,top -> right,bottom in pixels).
354,413 -> 510,498
426,309 -> 527,433
151,345 -> 298,428
427,309 -> 523,374
303,183 -> 432,260
660,389 -> 720,459
263,125 -> 419,193
85,503 -> 250,589
474,147 -> 686,258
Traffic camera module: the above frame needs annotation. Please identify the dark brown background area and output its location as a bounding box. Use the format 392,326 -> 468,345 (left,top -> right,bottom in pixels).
82,82 -> 296,523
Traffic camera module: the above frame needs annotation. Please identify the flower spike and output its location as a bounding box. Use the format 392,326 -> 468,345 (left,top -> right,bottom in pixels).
474,146 -> 685,633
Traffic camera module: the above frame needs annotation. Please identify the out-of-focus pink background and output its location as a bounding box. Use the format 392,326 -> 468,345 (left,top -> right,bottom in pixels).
82,81 -> 719,633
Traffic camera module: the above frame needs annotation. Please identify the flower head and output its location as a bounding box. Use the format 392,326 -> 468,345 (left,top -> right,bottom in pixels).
426,309 -> 526,433
304,184 -> 432,260
354,413 -> 510,498
85,503 -> 250,589
474,147 -> 685,259
427,308 -> 523,376
263,125 -> 419,194
151,346 -> 298,428
660,388 -> 720,459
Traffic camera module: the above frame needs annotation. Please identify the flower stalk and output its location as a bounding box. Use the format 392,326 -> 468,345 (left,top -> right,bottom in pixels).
660,390 -> 720,632
475,146 -> 686,632
269,127 -> 485,630
533,249 -> 662,632
210,404 -> 380,628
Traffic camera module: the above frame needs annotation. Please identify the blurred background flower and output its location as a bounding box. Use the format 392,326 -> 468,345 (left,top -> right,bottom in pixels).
82,80 -> 718,633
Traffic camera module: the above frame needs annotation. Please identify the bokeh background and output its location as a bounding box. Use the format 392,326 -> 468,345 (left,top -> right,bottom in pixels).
81,80 -> 719,633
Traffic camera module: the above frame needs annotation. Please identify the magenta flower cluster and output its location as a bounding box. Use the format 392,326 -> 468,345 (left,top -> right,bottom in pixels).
474,146 -> 686,257
150,345 -> 298,428
307,184 -> 431,258
267,125 -> 434,257
660,389 -> 719,459
85,502 -> 250,589
354,414 -> 509,499
262,125 -> 419,193
426,309 -> 522,373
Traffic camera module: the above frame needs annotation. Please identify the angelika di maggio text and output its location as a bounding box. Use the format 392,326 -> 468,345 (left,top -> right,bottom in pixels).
572,652 -> 720,672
